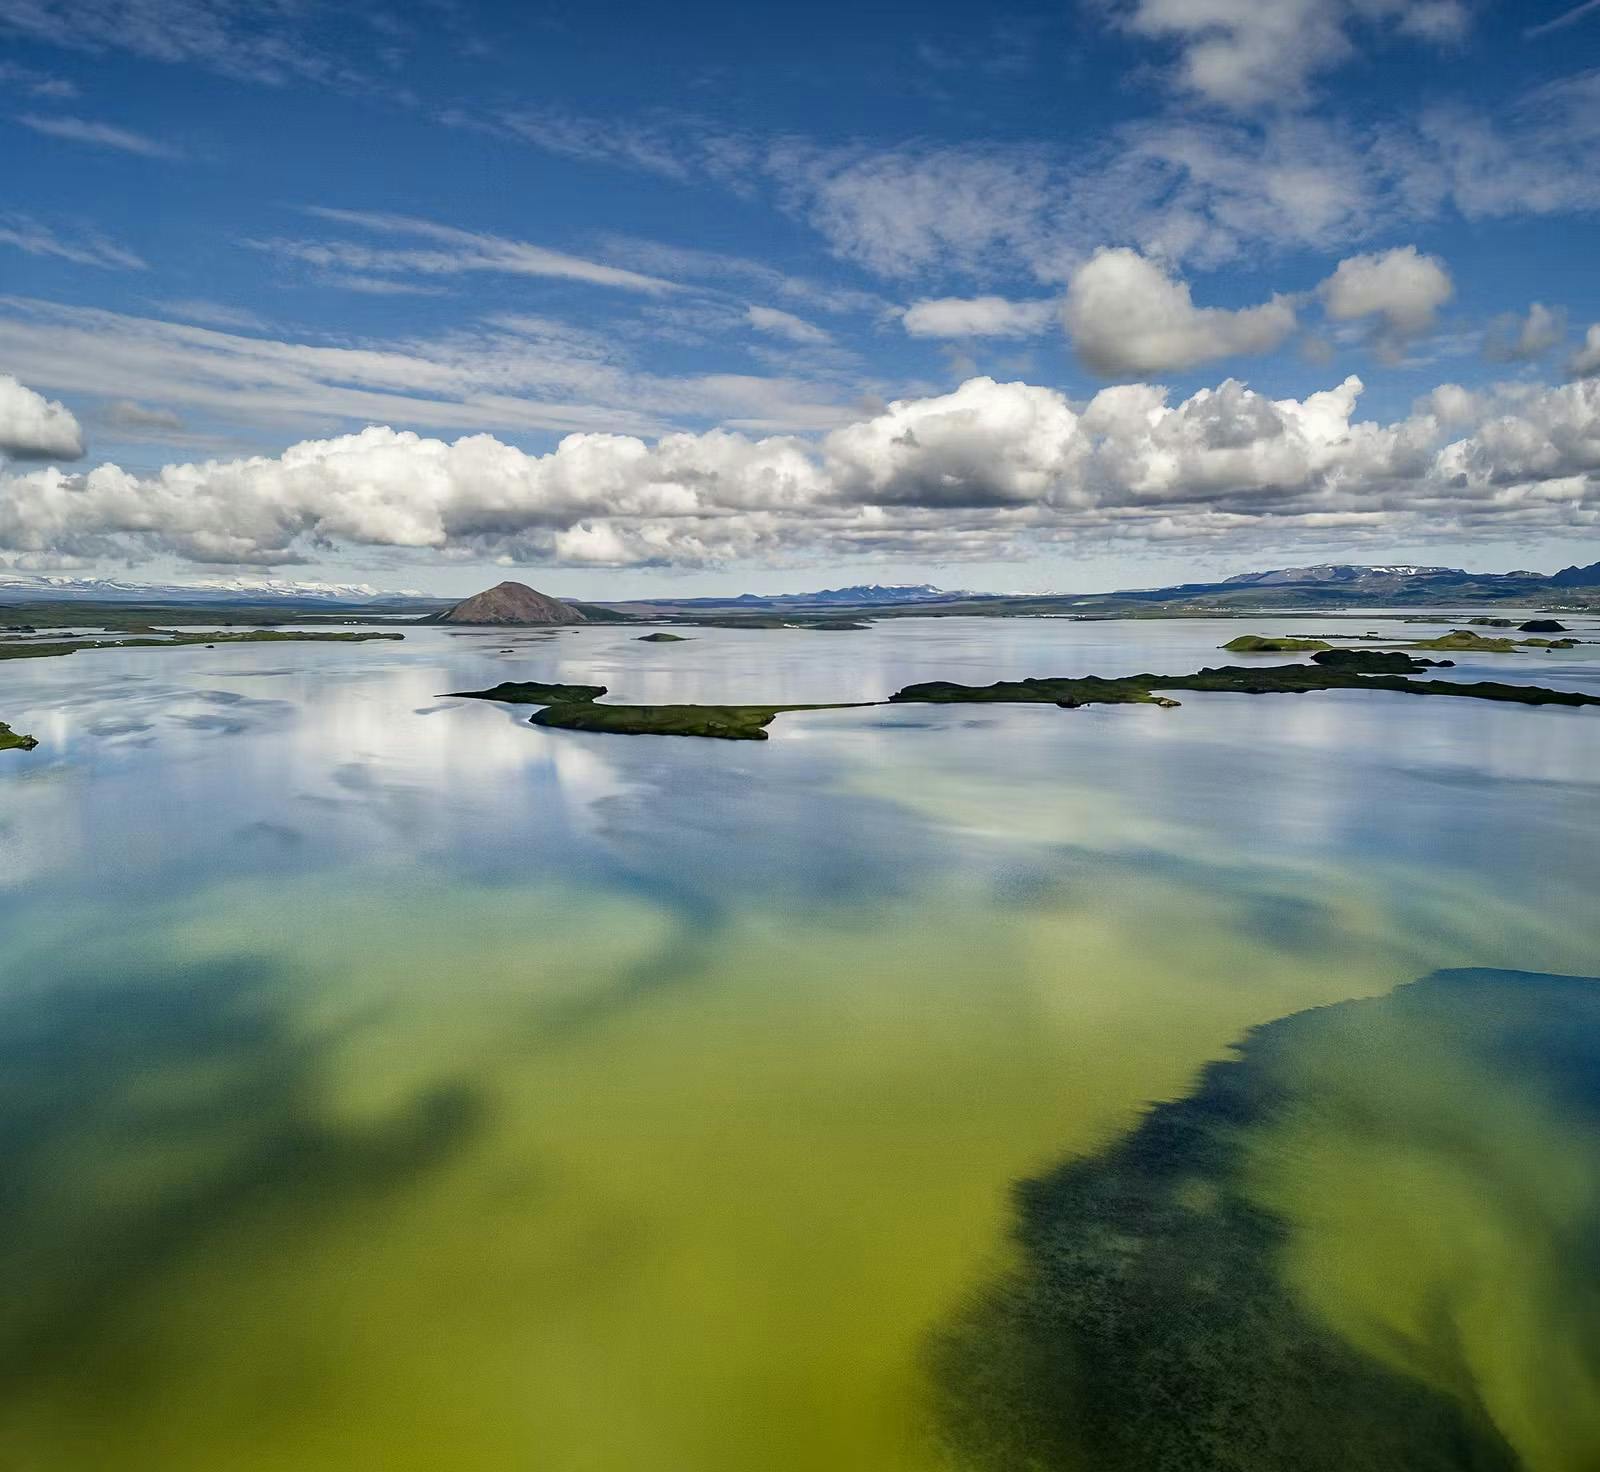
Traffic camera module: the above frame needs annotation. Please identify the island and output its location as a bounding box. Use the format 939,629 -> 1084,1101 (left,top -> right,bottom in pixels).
447,680 -> 609,704
443,647 -> 1597,742
0,720 -> 37,753
891,656 -> 1599,710
636,632 -> 690,642
1221,635 -> 1333,653
1224,628 -> 1576,656
532,703 -> 827,740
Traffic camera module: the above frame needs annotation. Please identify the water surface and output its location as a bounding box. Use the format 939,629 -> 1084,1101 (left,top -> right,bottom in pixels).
1,616 -> 1596,1468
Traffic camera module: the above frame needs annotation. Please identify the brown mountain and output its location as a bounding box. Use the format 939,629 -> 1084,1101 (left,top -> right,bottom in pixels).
433,581 -> 585,625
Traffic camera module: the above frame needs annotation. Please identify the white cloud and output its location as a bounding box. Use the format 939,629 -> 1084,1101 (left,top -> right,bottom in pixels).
0,61 -> 78,98
1115,0 -> 1470,109
1484,302 -> 1567,363
154,298 -> 269,331
0,296 -> 857,443
825,377 -> 1085,507
745,306 -> 831,344
104,399 -> 184,432
16,113 -> 181,158
1570,325 -> 1600,378
770,140 -> 1055,278
0,213 -> 145,269
901,296 -> 1057,338
1063,248 -> 1296,377
1318,246 -> 1453,340
256,209 -> 679,295
0,374 -> 84,460
2,372 -> 1593,569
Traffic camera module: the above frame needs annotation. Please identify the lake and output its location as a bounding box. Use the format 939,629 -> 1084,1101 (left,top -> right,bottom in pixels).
1,615 -> 1596,1470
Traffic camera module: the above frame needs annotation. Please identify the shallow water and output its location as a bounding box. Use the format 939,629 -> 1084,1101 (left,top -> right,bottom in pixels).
0,616 -> 1596,1469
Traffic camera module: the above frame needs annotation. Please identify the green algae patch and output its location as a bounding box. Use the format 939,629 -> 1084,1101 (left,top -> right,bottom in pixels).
531,701 -> 859,740
447,680 -> 607,705
932,967 -> 1600,1471
0,721 -> 37,753
1222,634 -> 1334,652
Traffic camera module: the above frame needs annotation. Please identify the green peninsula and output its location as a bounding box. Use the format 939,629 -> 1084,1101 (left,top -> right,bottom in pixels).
0,721 -> 37,753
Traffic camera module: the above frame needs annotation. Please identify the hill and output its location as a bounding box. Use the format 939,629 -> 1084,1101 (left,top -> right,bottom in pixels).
431,581 -> 585,625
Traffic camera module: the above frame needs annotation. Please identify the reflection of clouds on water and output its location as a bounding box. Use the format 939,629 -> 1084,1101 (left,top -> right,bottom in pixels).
0,620 -> 1597,1469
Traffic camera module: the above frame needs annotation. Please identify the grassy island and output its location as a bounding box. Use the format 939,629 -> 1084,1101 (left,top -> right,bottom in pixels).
532,703 -> 806,740
447,680 -> 608,704
0,721 -> 37,753
891,657 -> 1600,711
636,632 -> 690,642
1221,634 -> 1333,653
449,648 -> 1597,743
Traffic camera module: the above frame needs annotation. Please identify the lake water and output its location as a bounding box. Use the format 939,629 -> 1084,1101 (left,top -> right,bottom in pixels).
1,615 -> 1597,1470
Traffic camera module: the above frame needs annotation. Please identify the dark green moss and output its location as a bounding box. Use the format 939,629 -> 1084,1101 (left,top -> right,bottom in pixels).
446,681 -> 607,705
0,721 -> 37,753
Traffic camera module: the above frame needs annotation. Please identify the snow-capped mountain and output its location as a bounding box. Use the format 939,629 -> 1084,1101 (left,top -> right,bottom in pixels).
1221,564 -> 1462,587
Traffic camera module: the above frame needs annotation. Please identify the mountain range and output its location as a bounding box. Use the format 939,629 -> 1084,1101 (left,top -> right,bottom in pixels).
1,562 -> 1596,619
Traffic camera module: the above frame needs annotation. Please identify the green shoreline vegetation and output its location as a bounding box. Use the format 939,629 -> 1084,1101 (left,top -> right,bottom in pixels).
0,630 -> 404,663
0,721 -> 37,752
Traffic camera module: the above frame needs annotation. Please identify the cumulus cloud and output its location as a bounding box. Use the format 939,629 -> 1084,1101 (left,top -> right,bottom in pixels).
1115,0 -> 1471,109
1318,246 -> 1453,342
901,296 -> 1057,338
745,305 -> 831,344
1571,325 -> 1600,379
1063,248 -> 1296,377
1484,302 -> 1566,363
2,372 -> 1594,569
0,374 -> 84,460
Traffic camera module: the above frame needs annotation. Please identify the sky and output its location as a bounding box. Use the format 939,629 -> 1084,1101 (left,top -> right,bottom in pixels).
0,0 -> 1598,597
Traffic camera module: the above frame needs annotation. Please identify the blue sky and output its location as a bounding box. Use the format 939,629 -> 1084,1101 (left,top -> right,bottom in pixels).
0,0 -> 1598,596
